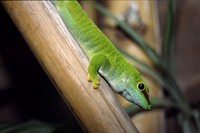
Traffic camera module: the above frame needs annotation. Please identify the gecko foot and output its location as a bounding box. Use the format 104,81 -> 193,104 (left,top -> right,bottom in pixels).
87,74 -> 100,89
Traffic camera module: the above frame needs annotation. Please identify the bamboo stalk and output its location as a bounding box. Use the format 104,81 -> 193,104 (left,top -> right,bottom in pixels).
1,1 -> 138,133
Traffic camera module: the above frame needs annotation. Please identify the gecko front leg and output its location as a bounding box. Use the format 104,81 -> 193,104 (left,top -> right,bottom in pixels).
87,53 -> 110,89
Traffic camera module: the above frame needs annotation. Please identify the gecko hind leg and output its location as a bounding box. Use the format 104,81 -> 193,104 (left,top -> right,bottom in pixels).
87,53 -> 110,89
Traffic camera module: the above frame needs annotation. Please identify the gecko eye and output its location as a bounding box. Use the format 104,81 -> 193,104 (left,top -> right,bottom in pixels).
137,82 -> 145,91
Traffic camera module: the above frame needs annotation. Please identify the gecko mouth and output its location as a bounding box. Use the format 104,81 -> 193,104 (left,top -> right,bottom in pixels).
121,90 -> 133,103
120,90 -> 152,110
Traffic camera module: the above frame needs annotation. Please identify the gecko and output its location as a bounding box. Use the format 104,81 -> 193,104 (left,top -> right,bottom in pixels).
52,0 -> 151,110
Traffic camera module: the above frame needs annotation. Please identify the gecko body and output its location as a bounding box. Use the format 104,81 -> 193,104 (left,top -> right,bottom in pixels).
52,0 -> 151,110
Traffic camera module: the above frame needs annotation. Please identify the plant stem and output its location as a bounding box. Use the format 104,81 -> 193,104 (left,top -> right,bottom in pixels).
162,0 -> 176,76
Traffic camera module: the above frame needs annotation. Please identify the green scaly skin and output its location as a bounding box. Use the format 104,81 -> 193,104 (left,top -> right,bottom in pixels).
52,0 -> 151,110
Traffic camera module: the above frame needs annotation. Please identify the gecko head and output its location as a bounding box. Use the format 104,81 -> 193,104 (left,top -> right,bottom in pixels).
121,76 -> 152,110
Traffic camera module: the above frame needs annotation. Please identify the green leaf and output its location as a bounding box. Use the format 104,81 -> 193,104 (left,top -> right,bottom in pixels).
0,120 -> 57,133
162,0 -> 176,75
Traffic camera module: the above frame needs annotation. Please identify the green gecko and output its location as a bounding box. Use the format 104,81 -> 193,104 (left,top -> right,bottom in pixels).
52,0 -> 151,110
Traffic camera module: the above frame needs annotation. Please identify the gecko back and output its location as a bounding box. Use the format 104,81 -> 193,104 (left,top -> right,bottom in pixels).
53,1 -> 118,59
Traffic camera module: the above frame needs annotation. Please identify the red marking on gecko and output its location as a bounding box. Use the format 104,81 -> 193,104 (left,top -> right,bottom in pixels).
88,22 -> 92,26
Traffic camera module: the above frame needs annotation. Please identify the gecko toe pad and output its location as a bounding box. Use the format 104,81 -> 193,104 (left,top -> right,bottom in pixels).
87,74 -> 100,89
